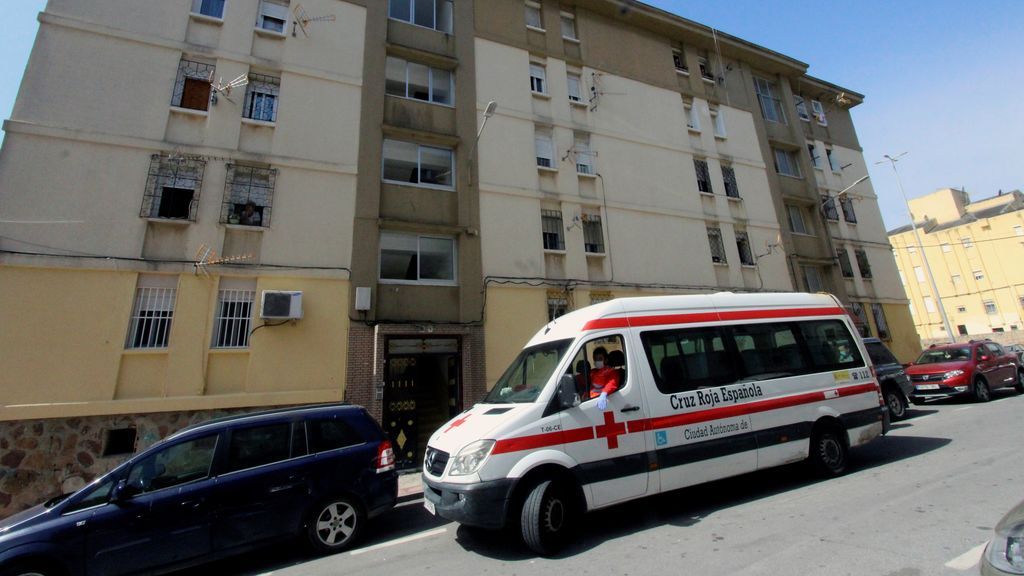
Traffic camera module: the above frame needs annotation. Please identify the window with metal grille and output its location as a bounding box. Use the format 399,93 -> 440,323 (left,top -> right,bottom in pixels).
126,276 -> 177,349
871,303 -> 890,340
851,302 -> 871,337
583,213 -> 604,253
837,248 -> 854,277
840,195 -> 857,223
222,164 -> 276,227
171,58 -> 214,111
140,155 -> 205,221
722,165 -> 739,198
191,0 -> 225,18
590,291 -> 612,304
754,76 -> 785,124
212,284 -> 255,348
541,209 -> 564,250
547,291 -> 568,321
243,73 -> 280,122
821,195 -> 839,221
736,231 -> 754,265
707,227 -> 727,263
694,159 -> 712,194
855,249 -> 872,278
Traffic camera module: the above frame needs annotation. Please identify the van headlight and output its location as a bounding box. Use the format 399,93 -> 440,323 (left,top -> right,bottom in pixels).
449,440 -> 495,476
986,504 -> 1024,574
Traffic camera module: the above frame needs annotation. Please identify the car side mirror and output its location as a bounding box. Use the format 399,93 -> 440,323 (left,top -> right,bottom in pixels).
902,362 -> 913,368
111,478 -> 143,502
557,374 -> 581,410
980,355 -> 991,362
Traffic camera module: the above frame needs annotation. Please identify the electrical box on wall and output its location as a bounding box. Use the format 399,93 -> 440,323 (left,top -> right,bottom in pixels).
261,291 -> 303,319
355,287 -> 372,311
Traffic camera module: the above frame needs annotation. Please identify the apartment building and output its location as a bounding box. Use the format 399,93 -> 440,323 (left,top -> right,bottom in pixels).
0,0 -> 914,513
889,188 -> 1024,341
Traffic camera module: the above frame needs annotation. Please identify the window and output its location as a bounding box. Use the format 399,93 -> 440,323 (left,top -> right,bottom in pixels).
803,266 -> 823,292
641,326 -> 732,393
222,164 -> 276,226
385,56 -> 453,105
826,148 -> 841,172
808,144 -> 821,168
140,154 -> 205,221
583,212 -> 604,253
871,303 -> 890,340
923,296 -> 937,313
1015,225 -> 1023,237
380,232 -> 456,284
722,165 -> 740,198
712,109 -> 727,138
914,266 -> 925,282
242,73 -> 280,122
951,274 -> 964,291
736,231 -> 754,265
382,139 -> 454,189
707,226 -> 727,263
957,305 -> 967,313
547,290 -> 568,321
697,53 -> 714,81
837,248 -> 854,278
529,63 -> 547,94
389,0 -> 453,33
754,76 -> 785,124
127,435 -> 217,492
961,237 -> 974,249
226,424 -> 292,472
773,148 -> 801,178
941,243 -> 952,253
821,195 -> 839,221
567,72 -> 583,103
126,275 -> 177,349
535,128 -> 555,168
787,205 -> 807,234
308,419 -> 361,453
794,96 -> 810,121
694,159 -> 712,194
258,0 -> 289,33
525,1 -> 543,29
973,270 -> 984,281
811,99 -> 828,125
853,258 -> 876,288
541,209 -> 564,250
684,102 -> 700,131
590,291 -> 612,305
171,58 -> 214,111
672,49 -> 688,73
191,0 -> 225,18
560,11 -> 577,40
851,302 -> 871,337
212,279 -> 255,348
985,300 -> 998,315
574,135 -> 594,175
908,245 -> 917,254
840,195 -> 857,223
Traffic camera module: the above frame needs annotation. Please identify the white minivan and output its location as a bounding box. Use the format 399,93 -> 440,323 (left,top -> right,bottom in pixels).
422,293 -> 888,554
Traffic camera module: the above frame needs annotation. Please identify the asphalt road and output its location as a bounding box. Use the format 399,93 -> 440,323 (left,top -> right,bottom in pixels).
199,390 -> 1024,576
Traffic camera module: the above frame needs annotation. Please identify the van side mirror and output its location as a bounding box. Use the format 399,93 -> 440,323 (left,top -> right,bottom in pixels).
557,374 -> 580,410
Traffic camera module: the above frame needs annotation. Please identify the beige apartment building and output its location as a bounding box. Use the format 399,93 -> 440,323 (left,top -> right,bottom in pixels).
890,187 -> 1024,341
0,0 -> 915,513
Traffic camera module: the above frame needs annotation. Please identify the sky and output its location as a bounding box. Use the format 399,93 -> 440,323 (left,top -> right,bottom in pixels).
1,0 -> 1021,231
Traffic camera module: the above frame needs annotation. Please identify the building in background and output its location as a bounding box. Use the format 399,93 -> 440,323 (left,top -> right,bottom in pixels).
0,0 -> 915,514
889,188 -> 1024,342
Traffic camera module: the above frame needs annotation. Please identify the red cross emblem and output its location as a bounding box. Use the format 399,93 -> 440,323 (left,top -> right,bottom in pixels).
595,411 -> 626,449
443,414 -> 471,433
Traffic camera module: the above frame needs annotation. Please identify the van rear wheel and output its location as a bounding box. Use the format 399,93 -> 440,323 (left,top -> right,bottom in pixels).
521,479 -> 575,556
307,496 -> 365,553
809,427 -> 848,477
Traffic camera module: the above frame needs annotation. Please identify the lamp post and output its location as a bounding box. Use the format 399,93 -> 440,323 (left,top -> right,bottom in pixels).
467,101 -> 497,187
877,152 -> 955,342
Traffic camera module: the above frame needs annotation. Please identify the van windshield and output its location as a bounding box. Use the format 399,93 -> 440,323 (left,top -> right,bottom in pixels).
483,339 -> 572,404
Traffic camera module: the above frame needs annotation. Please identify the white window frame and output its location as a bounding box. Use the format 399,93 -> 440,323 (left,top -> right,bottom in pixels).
126,275 -> 178,350
787,205 -> 808,235
530,62 -> 547,94
802,266 -> 824,293
560,11 -> 577,40
811,99 -> 828,125
379,232 -> 458,285
754,76 -> 786,124
685,102 -> 700,131
973,270 -> 985,281
1015,225 -> 1024,237
826,148 -> 841,172
525,1 -> 544,30
672,49 -> 689,74
574,135 -> 594,175
535,128 -> 555,169
257,0 -> 289,34
774,148 -> 802,178
961,237 -> 974,249
923,296 -> 937,313
211,279 -> 255,349
941,243 -> 952,253
984,300 -> 998,315
388,0 -> 454,33
242,73 -> 281,123
191,0 -> 226,19
794,95 -> 810,122
384,56 -> 454,107
567,72 -> 583,103
914,266 -> 925,282
711,109 -> 727,138
381,139 -> 455,191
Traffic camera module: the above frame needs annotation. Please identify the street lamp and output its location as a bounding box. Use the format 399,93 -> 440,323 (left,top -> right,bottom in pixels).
468,101 -> 497,187
835,173 -> 871,199
877,152 -> 955,342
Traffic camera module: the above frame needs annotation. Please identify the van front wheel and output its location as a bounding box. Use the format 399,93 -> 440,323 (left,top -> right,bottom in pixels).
521,479 -> 574,556
809,427 -> 848,477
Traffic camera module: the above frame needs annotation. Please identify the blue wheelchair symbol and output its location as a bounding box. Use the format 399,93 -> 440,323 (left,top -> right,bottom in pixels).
655,430 -> 668,446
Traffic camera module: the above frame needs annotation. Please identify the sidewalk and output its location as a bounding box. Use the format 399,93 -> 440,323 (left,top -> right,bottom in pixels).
397,470 -> 424,502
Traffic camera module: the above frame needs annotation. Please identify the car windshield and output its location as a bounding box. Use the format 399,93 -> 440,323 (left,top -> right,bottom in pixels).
915,346 -> 971,364
483,339 -> 572,404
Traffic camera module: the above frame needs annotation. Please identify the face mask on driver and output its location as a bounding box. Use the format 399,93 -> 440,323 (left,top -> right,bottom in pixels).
594,360 -> 605,369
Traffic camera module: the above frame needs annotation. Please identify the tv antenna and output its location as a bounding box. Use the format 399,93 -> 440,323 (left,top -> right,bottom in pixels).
292,3 -> 336,37
211,74 -> 248,104
193,244 -> 252,277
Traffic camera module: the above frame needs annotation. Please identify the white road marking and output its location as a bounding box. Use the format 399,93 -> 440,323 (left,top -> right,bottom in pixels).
954,406 -> 973,412
349,527 -> 448,555
944,542 -> 987,570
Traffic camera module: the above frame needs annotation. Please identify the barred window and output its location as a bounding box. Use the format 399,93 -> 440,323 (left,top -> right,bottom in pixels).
837,248 -> 854,277
126,275 -> 177,349
583,213 -> 604,253
707,227 -> 727,264
851,302 -> 871,337
212,280 -> 255,348
243,73 -> 281,123
840,195 -> 857,223
694,159 -> 712,194
590,291 -> 613,305
736,231 -> 754,265
855,249 -> 872,278
171,58 -> 214,111
821,195 -> 839,221
547,291 -> 568,321
871,303 -> 890,340
222,164 -> 276,227
722,165 -> 739,198
140,154 -> 205,221
541,209 -> 564,250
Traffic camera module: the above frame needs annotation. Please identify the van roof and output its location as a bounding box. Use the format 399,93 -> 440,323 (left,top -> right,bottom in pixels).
527,292 -> 845,346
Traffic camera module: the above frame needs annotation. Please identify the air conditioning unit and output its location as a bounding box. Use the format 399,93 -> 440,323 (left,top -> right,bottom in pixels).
261,290 -> 303,320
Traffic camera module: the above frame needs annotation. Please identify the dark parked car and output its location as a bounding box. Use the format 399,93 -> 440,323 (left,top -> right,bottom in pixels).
906,340 -> 1024,403
863,337 -> 913,420
1006,343 -> 1024,363
0,404 -> 397,576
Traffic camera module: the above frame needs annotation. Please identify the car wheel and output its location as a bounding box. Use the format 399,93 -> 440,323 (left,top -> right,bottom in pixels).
1015,370 -> 1024,394
0,562 -> 54,576
520,479 -> 576,556
307,496 -> 365,553
884,388 -> 908,420
973,378 -> 991,403
809,426 -> 848,478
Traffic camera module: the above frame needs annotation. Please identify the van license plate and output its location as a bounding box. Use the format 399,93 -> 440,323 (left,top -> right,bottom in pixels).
916,384 -> 940,390
424,499 -> 436,515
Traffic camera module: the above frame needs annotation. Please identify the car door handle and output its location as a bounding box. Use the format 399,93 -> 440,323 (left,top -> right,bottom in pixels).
179,499 -> 204,510
269,480 -> 305,493
620,406 -> 640,413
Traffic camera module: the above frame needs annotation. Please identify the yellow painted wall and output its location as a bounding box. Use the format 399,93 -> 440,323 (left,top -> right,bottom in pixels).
484,287 -> 550,389
877,303 -> 920,363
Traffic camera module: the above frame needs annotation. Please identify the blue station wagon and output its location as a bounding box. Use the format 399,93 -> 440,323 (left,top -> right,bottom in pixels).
0,404 -> 397,576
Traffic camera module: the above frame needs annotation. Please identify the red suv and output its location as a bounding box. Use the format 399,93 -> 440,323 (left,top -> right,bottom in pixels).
907,340 -> 1024,403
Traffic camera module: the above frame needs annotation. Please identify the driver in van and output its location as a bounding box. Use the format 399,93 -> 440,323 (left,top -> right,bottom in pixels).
589,347 -> 620,411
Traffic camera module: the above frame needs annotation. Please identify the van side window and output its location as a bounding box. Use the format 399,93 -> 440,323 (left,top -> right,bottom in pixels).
226,423 -> 291,473
565,335 -> 627,399
797,320 -> 863,369
641,327 -> 736,393
126,435 -> 218,492
308,419 -> 362,453
731,323 -> 805,378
